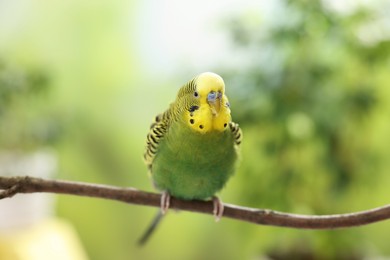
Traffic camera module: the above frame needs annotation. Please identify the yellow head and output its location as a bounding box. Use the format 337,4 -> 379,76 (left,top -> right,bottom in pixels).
178,72 -> 232,133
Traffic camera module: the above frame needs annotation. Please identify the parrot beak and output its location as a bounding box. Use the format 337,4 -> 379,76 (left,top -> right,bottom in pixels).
207,91 -> 222,116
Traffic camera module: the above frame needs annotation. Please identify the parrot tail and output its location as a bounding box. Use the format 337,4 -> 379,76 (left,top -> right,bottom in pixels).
137,210 -> 165,246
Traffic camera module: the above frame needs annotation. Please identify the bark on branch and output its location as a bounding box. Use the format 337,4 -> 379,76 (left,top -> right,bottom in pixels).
1,176 -> 389,229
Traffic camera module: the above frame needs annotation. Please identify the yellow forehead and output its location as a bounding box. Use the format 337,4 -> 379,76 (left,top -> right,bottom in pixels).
196,72 -> 225,96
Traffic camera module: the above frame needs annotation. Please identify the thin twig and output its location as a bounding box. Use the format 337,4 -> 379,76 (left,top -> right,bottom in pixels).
0,176 -> 389,229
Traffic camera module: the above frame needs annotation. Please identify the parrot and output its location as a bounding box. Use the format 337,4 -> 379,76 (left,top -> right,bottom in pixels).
138,72 -> 242,245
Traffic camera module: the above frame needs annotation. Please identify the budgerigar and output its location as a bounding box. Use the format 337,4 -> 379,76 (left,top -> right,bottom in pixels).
139,72 -> 242,245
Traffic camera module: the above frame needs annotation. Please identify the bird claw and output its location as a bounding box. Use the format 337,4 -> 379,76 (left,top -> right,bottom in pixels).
160,191 -> 171,215
212,196 -> 224,222
161,192 -> 223,221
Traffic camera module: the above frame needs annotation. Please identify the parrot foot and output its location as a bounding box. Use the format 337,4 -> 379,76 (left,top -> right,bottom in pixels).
212,196 -> 224,222
160,191 -> 171,215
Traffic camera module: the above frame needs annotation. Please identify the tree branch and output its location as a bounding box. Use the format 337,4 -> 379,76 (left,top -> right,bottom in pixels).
0,176 -> 389,229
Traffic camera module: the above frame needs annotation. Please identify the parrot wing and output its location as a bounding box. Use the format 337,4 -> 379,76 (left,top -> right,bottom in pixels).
229,122 -> 242,147
144,113 -> 169,171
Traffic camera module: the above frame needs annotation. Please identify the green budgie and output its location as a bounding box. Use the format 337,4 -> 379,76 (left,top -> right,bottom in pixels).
139,72 -> 242,245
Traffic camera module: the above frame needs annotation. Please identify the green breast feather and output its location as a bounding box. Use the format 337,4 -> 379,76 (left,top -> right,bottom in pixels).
151,119 -> 239,200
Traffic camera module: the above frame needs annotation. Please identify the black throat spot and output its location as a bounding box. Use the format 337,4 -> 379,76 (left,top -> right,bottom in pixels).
189,106 -> 199,113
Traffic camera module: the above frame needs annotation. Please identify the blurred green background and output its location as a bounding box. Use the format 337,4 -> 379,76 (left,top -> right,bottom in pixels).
1,0 -> 390,259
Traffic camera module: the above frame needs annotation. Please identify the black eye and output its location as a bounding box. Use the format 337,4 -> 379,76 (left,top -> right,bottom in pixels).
194,91 -> 199,98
